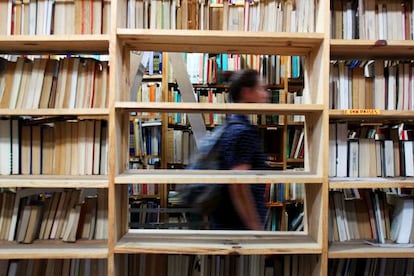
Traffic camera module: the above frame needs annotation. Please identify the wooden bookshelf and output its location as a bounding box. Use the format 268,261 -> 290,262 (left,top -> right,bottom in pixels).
329,242 -> 414,259
117,29 -> 324,55
109,0 -> 329,273
329,110 -> 414,121
0,12 -> 110,272
115,230 -> 321,255
116,102 -> 324,115
15,0 -> 414,274
329,177 -> 414,189
328,2 -> 414,273
0,175 -> 108,188
0,241 -> 108,259
0,108 -> 109,117
330,39 -> 414,59
116,170 -> 323,184
0,35 -> 110,54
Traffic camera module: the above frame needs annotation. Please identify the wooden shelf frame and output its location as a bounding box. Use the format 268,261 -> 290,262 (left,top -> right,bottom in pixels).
0,241 -> 108,259
112,182 -> 324,257
331,39 -> 414,59
328,242 -> 414,259
115,230 -> 321,255
329,110 -> 414,121
115,102 -> 324,115
117,29 -> 324,56
108,0 -> 332,274
0,108 -> 109,117
0,35 -> 110,54
329,177 -> 414,189
116,170 -> 323,184
0,175 -> 108,188
114,102 -> 326,176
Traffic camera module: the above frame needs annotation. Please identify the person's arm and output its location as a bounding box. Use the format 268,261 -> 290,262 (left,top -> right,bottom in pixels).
229,163 -> 264,230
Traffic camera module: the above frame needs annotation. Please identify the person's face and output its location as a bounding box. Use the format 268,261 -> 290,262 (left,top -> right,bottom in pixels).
242,78 -> 270,103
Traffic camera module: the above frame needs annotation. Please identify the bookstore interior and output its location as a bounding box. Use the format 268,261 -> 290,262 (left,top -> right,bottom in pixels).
0,0 -> 413,275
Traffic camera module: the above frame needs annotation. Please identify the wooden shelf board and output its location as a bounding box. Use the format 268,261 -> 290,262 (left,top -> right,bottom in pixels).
0,35 -> 110,54
143,74 -> 163,80
0,240 -> 108,259
0,108 -> 109,117
116,169 -> 323,184
329,177 -> 414,189
117,29 -> 324,55
116,102 -> 324,115
115,230 -> 321,255
329,241 -> 414,259
330,39 -> 414,59
329,110 -> 414,121
0,175 -> 108,188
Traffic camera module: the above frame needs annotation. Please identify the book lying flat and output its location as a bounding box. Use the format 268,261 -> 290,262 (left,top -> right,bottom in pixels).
364,240 -> 414,248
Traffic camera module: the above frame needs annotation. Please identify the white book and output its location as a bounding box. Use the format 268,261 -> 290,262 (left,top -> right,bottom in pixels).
170,0 -> 176,29
11,119 -> 19,175
383,140 -> 395,177
403,141 -> 414,177
396,198 -> 414,244
328,123 -> 337,177
338,61 -> 349,109
93,121 -> 102,175
348,140 -> 359,177
336,122 -> 348,177
127,0 -> 136,28
36,0 -> 47,34
28,0 -> 37,35
45,0 -> 54,34
387,63 -> 397,110
8,57 -> 25,109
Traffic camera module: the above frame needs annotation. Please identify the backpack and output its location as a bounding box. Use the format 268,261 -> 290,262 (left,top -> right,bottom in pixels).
175,117 -> 246,215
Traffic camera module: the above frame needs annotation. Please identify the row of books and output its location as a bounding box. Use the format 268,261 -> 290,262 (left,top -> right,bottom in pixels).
0,118 -> 108,175
331,0 -> 413,40
267,183 -> 305,203
330,60 -> 414,110
130,199 -> 161,228
166,128 -> 197,166
130,119 -> 304,168
126,253 -> 319,276
129,183 -> 159,197
167,86 -> 228,126
180,53 -> 300,85
265,201 -> 304,231
0,0 -> 111,35
287,127 -> 305,160
329,122 -> 414,178
126,0 -> 316,32
0,56 -> 109,110
130,197 -> 209,229
0,188 -> 108,243
130,119 -> 162,158
168,86 -> 289,126
329,258 -> 414,276
329,189 -> 414,244
136,82 -> 162,107
0,259 -> 107,276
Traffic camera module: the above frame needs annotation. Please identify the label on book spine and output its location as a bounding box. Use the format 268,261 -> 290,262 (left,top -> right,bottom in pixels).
344,109 -> 381,115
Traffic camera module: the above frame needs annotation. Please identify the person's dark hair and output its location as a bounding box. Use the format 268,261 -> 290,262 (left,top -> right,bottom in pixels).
226,69 -> 260,103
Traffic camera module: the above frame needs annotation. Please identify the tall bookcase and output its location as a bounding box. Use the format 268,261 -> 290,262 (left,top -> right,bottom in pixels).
328,1 -> 414,274
3,0 -> 413,275
111,0 -> 329,275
